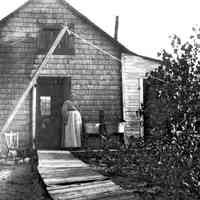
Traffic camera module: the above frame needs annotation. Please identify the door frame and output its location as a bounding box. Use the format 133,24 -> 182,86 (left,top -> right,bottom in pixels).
31,75 -> 71,149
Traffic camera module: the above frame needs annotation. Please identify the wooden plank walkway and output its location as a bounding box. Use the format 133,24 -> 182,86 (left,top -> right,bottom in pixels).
37,151 -> 135,200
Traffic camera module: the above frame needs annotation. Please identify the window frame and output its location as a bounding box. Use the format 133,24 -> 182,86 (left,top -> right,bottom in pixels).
37,24 -> 75,55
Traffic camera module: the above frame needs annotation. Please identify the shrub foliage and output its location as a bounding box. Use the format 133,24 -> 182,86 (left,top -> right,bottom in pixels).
146,29 -> 200,135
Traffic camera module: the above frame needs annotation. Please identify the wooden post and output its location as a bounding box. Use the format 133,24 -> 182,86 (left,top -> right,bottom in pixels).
121,56 -> 126,121
99,110 -> 105,135
0,26 -> 68,154
114,16 -> 119,40
99,110 -> 107,147
139,78 -> 144,137
32,83 -> 37,149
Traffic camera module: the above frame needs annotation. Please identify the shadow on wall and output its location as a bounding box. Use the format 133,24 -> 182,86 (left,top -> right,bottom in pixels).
0,34 -> 38,136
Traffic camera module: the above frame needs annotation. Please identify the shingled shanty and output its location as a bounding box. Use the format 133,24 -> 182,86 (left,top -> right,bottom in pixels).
0,0 -> 159,154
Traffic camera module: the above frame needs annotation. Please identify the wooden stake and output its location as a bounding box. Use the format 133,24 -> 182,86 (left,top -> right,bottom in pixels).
0,26 -> 68,150
114,16 -> 119,40
32,83 -> 37,149
139,78 -> 144,137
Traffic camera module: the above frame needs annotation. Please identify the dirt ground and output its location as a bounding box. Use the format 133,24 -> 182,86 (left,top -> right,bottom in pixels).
0,163 -> 51,200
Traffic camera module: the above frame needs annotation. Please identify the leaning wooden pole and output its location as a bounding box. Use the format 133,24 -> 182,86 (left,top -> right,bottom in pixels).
0,26 -> 68,156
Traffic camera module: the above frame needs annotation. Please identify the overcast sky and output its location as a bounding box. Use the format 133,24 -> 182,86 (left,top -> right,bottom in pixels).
1,0 -> 200,58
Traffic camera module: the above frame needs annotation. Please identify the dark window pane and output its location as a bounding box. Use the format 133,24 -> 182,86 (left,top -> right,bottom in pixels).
38,24 -> 75,55
40,96 -> 51,116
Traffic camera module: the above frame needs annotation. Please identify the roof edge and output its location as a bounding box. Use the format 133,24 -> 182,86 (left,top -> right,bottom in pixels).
124,52 -> 162,63
0,0 -> 161,63
0,0 -> 31,25
59,0 -> 161,62
59,0 -> 135,53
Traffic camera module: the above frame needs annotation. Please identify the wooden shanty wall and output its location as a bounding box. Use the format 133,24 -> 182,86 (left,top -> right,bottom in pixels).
0,0 -> 125,148
122,54 -> 159,143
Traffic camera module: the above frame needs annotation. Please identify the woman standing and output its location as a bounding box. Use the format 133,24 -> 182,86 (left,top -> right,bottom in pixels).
61,100 -> 82,148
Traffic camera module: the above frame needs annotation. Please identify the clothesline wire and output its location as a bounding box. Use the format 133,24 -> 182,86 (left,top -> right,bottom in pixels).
3,26 -> 168,84
66,27 -> 122,63
65,26 -> 168,84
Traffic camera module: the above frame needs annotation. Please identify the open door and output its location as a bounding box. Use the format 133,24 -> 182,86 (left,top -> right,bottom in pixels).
36,77 -> 71,149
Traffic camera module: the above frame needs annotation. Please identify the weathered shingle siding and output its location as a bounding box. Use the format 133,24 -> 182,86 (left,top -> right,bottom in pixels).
0,0 -> 122,147
122,54 -> 159,141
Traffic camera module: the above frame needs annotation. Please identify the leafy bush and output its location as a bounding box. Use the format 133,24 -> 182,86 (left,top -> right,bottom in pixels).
76,135 -> 200,199
146,29 -> 200,136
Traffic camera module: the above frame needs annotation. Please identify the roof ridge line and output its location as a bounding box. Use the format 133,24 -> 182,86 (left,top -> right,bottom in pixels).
59,0 -> 160,62
0,0 -> 160,62
0,0 -> 32,24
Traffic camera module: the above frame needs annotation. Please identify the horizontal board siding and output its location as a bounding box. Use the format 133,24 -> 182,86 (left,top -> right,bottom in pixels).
122,54 -> 159,141
0,0 -> 122,147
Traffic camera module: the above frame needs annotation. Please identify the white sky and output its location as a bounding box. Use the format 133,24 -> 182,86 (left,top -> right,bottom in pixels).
1,0 -> 200,58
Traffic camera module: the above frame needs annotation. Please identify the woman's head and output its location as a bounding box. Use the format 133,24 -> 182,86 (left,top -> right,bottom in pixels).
63,100 -> 77,111
65,93 -> 77,101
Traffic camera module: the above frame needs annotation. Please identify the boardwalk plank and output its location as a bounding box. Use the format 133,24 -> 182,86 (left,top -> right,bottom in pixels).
38,162 -> 88,168
41,171 -> 103,179
67,192 -> 137,200
41,171 -> 105,179
49,180 -> 118,194
51,184 -> 122,200
37,151 -> 133,200
44,175 -> 107,185
40,168 -> 101,177
47,180 -> 115,192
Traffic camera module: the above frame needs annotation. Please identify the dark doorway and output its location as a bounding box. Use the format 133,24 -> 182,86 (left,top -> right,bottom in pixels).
36,77 -> 71,149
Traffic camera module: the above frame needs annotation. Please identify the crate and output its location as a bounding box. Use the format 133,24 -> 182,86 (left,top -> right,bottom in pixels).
85,123 -> 100,134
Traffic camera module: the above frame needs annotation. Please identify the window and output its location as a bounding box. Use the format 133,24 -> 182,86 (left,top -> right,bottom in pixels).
38,24 -> 74,55
40,96 -> 51,116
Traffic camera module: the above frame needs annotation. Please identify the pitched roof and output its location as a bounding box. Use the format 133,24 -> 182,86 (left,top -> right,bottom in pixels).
0,0 -> 160,63
59,0 -> 160,62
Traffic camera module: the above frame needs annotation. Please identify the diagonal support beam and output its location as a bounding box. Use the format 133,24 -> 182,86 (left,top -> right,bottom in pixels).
0,26 -> 68,154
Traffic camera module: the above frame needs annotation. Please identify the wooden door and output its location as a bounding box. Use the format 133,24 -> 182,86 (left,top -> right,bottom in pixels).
36,77 -> 70,149
121,55 -> 145,140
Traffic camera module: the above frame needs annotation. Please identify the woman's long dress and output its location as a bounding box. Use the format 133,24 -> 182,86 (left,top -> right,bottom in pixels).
63,110 -> 82,148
